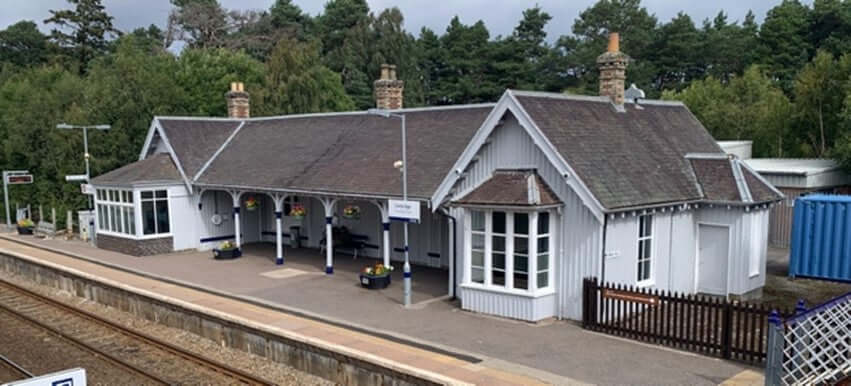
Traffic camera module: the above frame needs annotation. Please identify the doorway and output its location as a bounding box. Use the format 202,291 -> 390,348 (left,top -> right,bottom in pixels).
698,224 -> 729,295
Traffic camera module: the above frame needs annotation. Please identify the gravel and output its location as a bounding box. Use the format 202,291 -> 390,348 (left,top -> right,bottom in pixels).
1,272 -> 334,386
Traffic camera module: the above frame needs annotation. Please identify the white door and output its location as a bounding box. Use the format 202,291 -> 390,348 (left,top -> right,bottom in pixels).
698,224 -> 729,295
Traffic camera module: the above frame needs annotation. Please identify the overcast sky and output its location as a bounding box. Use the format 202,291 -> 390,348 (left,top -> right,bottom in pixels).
2,0 -> 812,40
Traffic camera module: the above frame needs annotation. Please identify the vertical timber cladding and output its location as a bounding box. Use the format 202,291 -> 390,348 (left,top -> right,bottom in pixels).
0,252 -> 439,386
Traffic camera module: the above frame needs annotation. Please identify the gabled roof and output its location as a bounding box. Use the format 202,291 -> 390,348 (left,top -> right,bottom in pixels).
178,105 -> 494,198
453,170 -> 561,207
688,153 -> 784,204
155,119 -> 242,179
511,91 -> 722,210
91,153 -> 182,186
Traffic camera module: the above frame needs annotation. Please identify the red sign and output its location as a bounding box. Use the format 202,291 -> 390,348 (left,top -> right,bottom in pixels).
602,288 -> 659,306
7,175 -> 33,184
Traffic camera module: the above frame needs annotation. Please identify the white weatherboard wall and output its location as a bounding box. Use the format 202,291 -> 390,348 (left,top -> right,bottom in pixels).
197,190 -> 237,251
168,185 -> 197,251
696,207 -> 768,296
448,113 -> 601,321
604,210 -> 696,293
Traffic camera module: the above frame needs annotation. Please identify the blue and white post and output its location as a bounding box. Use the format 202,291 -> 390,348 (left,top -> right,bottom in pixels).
273,194 -> 284,265
231,191 -> 242,253
322,198 -> 336,274
400,114 -> 411,307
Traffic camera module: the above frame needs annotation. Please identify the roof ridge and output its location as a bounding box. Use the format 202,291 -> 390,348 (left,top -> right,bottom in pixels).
509,89 -> 685,106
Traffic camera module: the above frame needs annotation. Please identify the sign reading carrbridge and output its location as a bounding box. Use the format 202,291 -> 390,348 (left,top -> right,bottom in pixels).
6,174 -> 33,184
601,288 -> 659,306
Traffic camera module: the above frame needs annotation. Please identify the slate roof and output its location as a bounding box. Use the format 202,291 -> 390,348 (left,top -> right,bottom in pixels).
157,119 -> 241,178
513,92 -> 724,210
194,106 -> 493,198
688,155 -> 783,204
91,153 -> 182,186
454,170 -> 561,206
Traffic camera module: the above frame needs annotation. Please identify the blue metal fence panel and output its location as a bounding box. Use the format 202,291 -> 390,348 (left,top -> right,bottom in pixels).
789,194 -> 851,282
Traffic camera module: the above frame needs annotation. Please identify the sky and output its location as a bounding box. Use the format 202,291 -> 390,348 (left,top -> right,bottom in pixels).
1,0 -> 813,41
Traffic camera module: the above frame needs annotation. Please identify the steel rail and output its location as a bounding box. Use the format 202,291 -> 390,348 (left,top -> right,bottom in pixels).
0,279 -> 274,385
0,353 -> 34,379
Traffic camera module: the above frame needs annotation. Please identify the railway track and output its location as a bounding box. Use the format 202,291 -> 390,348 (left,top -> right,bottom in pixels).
0,353 -> 33,382
0,278 -> 274,385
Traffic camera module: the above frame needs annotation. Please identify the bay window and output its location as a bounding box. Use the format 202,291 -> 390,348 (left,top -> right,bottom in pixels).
465,209 -> 554,294
95,188 -> 135,236
95,188 -> 170,238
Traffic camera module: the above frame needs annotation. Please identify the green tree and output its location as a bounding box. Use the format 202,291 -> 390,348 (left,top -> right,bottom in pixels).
175,48 -> 266,116
759,0 -> 812,92
0,21 -> 50,68
650,12 -> 702,91
808,0 -> 851,57
435,17 -> 498,104
45,0 -> 120,73
700,11 -> 759,82
269,0 -> 313,39
792,50 -> 850,157
261,38 -> 354,115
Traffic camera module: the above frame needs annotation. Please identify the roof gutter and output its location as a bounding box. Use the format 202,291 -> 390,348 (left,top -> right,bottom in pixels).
192,182 -> 430,202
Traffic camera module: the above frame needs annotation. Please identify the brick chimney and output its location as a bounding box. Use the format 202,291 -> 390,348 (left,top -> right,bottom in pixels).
374,64 -> 404,110
226,82 -> 249,118
597,33 -> 629,105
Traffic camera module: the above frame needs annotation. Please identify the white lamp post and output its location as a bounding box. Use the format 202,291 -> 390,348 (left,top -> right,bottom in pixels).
367,108 -> 411,307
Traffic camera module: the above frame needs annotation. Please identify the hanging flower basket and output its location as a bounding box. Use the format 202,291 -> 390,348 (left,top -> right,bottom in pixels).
244,196 -> 258,211
359,263 -> 393,289
16,218 -> 34,235
289,203 -> 306,220
342,205 -> 360,220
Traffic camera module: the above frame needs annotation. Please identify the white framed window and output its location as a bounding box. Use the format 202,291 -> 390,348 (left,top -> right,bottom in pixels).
749,212 -> 763,277
141,190 -> 170,235
465,209 -> 553,295
95,188 -> 135,236
637,214 -> 653,283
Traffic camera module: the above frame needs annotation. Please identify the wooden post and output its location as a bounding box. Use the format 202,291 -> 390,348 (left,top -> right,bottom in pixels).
721,300 -> 733,359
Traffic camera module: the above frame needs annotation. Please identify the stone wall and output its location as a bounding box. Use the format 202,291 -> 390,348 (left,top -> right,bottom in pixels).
97,234 -> 173,256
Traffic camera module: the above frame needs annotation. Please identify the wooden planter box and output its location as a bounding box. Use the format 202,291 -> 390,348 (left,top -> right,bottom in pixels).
359,274 -> 391,289
213,248 -> 241,260
17,226 -> 33,235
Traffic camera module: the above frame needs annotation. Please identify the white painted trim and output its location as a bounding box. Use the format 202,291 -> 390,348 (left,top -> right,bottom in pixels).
730,159 -> 753,203
459,283 -> 556,299
192,121 -> 245,181
149,119 -> 194,194
138,120 -> 159,161
430,91 -> 605,222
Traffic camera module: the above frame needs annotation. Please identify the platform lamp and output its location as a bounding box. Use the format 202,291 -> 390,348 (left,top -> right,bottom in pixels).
367,108 -> 411,308
57,123 -> 111,209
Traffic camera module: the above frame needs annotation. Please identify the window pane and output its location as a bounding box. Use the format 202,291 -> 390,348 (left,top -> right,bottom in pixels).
538,253 -> 549,271
471,250 -> 484,267
493,252 -> 505,269
156,199 -> 170,233
122,207 -> 130,234
471,233 -> 485,250
127,191 -> 133,203
109,206 -> 117,231
640,215 -> 652,237
493,211 -> 506,234
155,190 -> 167,198
141,191 -> 153,199
537,272 -> 549,288
471,210 -> 485,231
471,267 -> 484,284
492,270 -> 505,286
128,207 -> 135,234
98,205 -> 106,230
143,201 -> 155,235
641,239 -> 651,260
537,236 -> 549,253
538,212 -> 549,234
492,236 -> 505,252
514,272 -> 528,290
514,213 -> 529,235
514,255 -> 528,273
514,237 -> 528,255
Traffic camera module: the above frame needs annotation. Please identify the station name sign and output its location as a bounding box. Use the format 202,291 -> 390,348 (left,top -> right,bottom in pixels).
388,199 -> 420,223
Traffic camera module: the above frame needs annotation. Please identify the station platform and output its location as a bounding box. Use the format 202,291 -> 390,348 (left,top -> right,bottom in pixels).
0,234 -> 761,385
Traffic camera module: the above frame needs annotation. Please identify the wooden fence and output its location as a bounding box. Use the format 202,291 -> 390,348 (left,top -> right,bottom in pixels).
582,277 -> 792,364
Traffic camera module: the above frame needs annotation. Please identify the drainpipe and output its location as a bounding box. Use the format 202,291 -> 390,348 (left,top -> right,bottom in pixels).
439,207 -> 458,300
601,214 -> 608,284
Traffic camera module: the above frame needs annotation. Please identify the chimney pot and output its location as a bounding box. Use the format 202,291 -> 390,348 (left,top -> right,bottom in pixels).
374,63 -> 404,110
226,82 -> 250,118
597,32 -> 629,106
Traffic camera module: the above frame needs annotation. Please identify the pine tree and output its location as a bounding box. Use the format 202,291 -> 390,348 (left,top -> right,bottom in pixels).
45,0 -> 120,73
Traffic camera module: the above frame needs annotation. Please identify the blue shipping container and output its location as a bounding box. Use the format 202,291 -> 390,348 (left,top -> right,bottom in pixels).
789,194 -> 851,282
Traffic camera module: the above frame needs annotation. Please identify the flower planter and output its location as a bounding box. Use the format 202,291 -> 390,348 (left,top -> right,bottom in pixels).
213,248 -> 241,260
359,273 -> 391,289
17,226 -> 33,235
